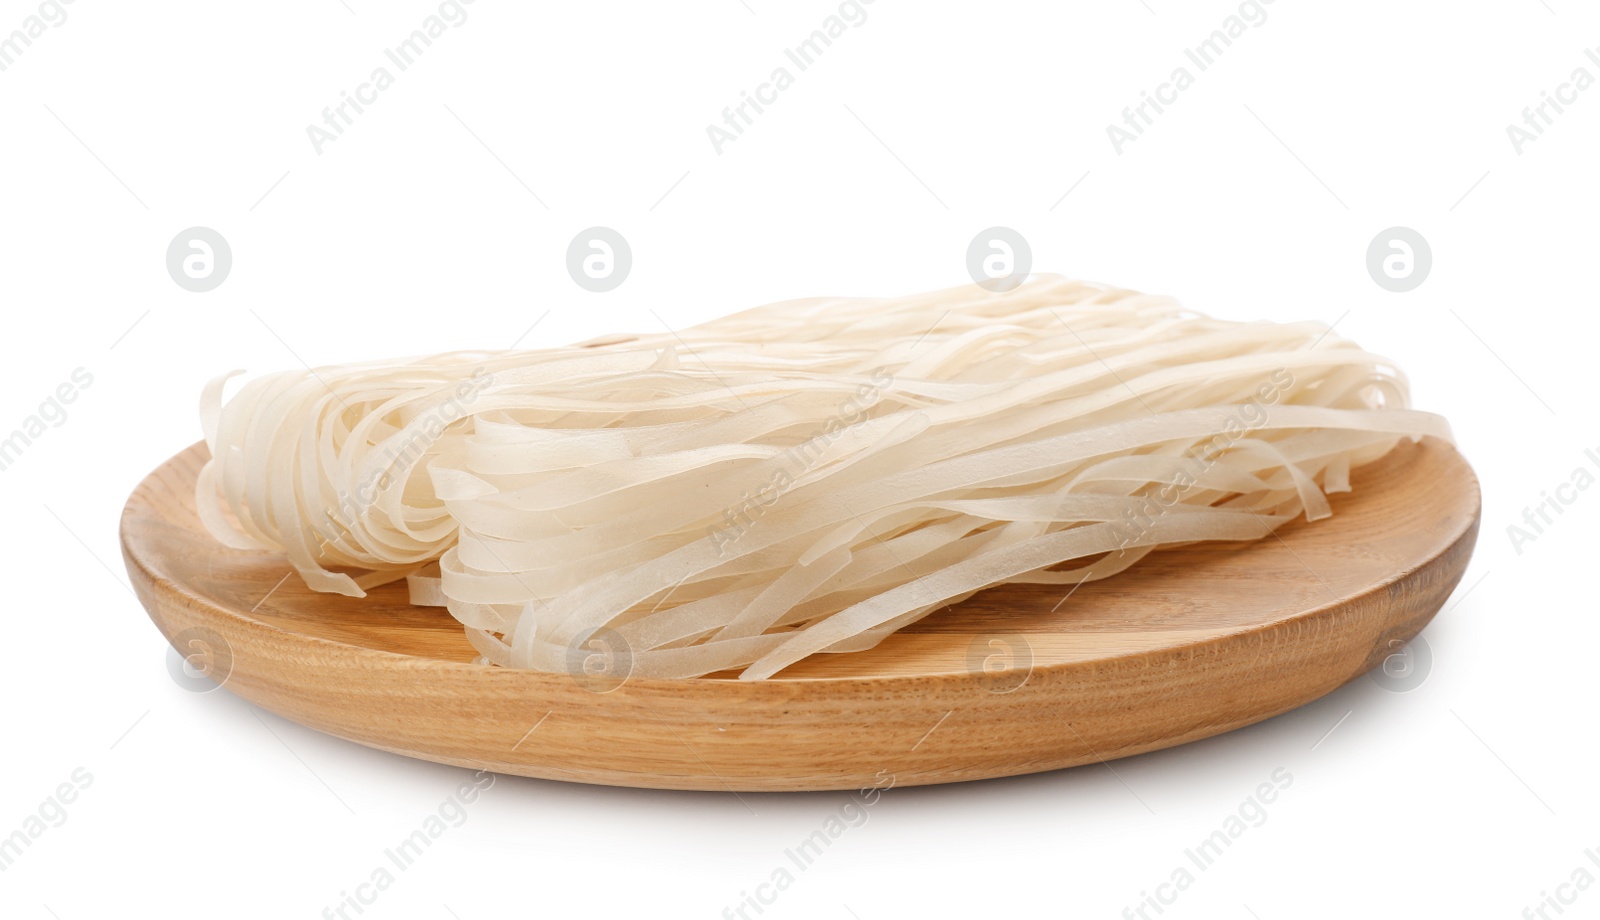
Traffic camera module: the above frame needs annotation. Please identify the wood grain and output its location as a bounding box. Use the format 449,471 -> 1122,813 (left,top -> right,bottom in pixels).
121,436 -> 1479,791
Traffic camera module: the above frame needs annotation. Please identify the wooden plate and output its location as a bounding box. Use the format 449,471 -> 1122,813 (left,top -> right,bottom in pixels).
121,437 -> 1479,791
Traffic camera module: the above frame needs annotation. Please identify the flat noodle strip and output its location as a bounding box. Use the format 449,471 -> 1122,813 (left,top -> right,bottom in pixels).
196,276 -> 1450,679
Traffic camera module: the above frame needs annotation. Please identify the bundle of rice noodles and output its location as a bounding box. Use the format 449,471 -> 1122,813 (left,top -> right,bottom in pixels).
197,275 -> 1448,680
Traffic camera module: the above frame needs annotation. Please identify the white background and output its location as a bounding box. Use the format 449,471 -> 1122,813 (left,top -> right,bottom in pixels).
2,1 -> 1597,918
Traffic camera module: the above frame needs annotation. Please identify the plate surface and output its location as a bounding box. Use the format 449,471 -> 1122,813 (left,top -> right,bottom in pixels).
122,437 -> 1478,791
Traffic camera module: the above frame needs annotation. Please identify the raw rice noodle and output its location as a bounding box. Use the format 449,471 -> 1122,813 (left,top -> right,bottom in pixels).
196,275 -> 1449,680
